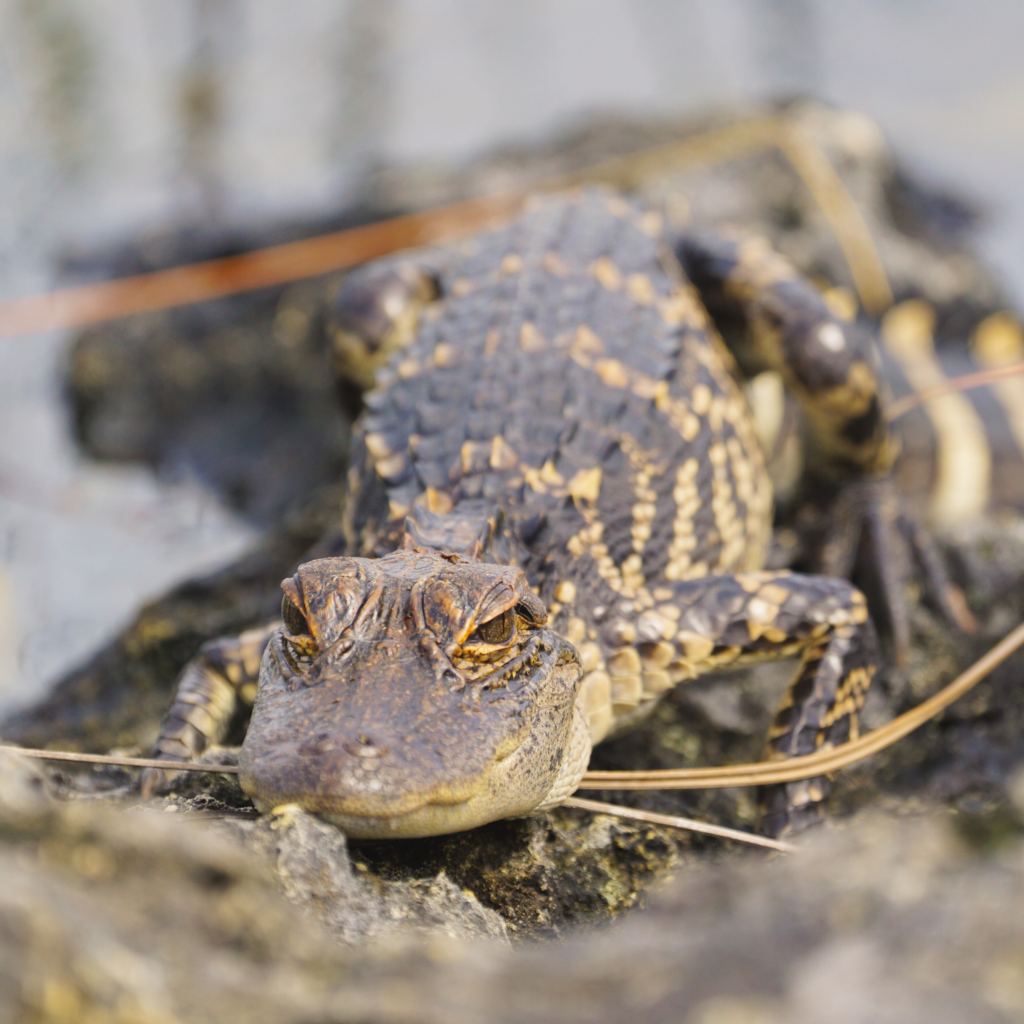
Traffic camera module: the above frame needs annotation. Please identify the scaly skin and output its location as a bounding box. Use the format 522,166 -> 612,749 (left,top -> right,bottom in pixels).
145,191 -> 952,838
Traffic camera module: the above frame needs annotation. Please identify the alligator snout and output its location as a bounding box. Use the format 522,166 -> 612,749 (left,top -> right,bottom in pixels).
236,549 -> 581,838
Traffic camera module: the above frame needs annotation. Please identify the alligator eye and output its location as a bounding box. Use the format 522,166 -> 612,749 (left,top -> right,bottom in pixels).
282,595 -> 310,636
470,606 -> 516,646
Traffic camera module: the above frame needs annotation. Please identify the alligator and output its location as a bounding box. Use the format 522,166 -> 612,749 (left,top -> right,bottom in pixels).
138,190 -> 968,838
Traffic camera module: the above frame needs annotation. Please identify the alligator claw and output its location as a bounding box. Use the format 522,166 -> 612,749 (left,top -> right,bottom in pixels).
898,513 -> 977,635
139,764 -> 177,800
798,476 -> 975,663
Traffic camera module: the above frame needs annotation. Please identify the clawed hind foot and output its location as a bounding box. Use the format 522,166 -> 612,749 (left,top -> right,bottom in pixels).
798,475 -> 976,664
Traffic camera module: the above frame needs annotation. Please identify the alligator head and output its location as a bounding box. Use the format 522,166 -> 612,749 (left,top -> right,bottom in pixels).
238,547 -> 588,838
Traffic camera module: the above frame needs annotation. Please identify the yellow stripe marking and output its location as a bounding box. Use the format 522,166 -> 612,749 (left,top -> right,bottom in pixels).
882,300 -> 989,527
972,311 -> 1024,464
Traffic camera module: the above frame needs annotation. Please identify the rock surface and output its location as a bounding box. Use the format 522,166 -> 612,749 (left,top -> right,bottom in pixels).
222,802 -> 509,945
140,748 -> 687,940
0,750 -> 350,1024
4,748 -> 1024,1023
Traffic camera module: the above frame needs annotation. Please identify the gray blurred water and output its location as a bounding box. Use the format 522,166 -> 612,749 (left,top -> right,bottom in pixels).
2,0 -> 1023,709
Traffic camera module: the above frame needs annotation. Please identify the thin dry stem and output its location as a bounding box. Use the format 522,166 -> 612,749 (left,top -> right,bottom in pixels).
886,359 -> 1024,421
0,113 -> 886,337
562,796 -> 795,852
0,747 -> 239,773
3,617 -> 1022,794
579,618 -> 1024,790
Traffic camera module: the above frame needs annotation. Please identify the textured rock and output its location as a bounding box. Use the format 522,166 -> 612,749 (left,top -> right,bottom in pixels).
378,810 -> 1024,1024
68,276 -> 352,529
223,803 -> 509,945
0,750 -> 349,1024
149,751 -> 684,941
5,747 -> 1024,1023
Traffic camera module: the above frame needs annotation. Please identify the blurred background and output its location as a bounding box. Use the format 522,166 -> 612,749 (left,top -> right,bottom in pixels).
2,0 -> 1023,710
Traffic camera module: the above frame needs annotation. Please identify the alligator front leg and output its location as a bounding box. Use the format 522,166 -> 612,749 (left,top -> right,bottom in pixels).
583,570 -> 879,837
140,622 -> 277,797
326,260 -> 442,391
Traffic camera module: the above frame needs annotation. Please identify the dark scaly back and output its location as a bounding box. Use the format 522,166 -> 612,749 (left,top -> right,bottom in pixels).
345,192 -> 772,639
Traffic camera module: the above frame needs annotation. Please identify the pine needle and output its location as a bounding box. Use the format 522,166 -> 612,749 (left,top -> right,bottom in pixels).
562,796 -> 795,852
887,360 -> 1024,421
0,113 -> 878,337
579,618 -> 1024,790
3,618 -> 1022,803
0,747 -> 239,773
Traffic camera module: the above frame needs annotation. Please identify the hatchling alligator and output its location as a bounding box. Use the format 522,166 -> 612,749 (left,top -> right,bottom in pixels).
142,191 -> 964,838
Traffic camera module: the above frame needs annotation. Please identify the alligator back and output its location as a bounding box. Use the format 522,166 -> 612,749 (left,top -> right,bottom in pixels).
344,192 -> 773,611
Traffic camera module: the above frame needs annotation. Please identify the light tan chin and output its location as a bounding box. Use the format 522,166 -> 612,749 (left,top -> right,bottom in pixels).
256,760 -> 559,839
533,704 -> 592,811
316,797 -> 513,840
247,769 -> 542,839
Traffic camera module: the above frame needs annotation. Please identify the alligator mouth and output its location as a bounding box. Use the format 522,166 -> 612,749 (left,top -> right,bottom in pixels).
318,798 -> 492,840
238,748 -> 490,815
239,715 -> 553,839
245,787 -> 509,840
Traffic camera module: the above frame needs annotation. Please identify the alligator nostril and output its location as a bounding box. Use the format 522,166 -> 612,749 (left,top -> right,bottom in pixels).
343,736 -> 388,758
441,667 -> 464,690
